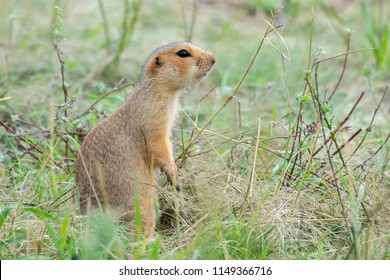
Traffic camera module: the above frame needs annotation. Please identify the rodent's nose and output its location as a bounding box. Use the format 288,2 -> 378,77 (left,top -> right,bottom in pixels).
210,57 -> 216,65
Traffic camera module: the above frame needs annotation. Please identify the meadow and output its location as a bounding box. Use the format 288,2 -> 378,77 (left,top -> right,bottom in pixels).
0,0 -> 389,260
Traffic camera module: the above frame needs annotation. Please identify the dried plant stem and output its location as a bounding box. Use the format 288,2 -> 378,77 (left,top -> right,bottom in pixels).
241,117 -> 262,214
53,42 -> 71,172
310,79 -> 350,235
331,128 -> 362,157
0,120 -> 66,173
285,107 -> 303,184
355,132 -> 390,171
327,32 -> 351,102
72,83 -> 134,121
292,93 -> 321,208
312,91 -> 365,158
53,43 -> 68,115
181,111 -> 229,171
350,86 -> 388,159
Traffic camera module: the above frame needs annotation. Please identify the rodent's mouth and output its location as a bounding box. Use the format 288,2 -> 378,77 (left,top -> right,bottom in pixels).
197,71 -> 210,80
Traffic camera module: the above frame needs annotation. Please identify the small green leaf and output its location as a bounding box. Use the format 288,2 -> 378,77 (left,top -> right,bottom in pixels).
0,207 -> 12,230
297,94 -> 311,102
22,207 -> 56,221
300,139 -> 314,150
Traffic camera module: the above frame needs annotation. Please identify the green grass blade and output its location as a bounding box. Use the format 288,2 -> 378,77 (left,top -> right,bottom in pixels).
21,207 -> 56,221
0,207 -> 12,230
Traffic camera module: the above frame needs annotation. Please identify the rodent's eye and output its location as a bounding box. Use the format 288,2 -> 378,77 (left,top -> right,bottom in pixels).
176,49 -> 191,58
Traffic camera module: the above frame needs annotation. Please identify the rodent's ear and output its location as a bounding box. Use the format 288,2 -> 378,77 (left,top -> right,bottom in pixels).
145,55 -> 163,75
154,55 -> 162,66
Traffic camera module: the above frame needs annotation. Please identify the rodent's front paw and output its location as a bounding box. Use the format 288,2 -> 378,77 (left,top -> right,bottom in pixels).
164,168 -> 179,189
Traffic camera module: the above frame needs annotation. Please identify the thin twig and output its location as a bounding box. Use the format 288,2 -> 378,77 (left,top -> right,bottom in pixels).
309,54 -> 352,235
53,43 -> 68,113
54,42 -> 72,173
327,32 -> 351,102
286,110 -> 302,184
13,117 -> 48,132
18,136 -> 47,161
314,48 -> 373,66
350,86 -> 388,159
241,117 -> 261,214
181,111 -> 229,170
72,83 -> 134,121
312,91 -> 365,158
315,89 -> 350,235
0,119 -> 67,173
331,128 -> 362,157
354,132 -> 390,171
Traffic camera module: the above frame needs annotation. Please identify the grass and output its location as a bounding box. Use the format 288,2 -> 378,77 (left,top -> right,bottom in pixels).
1,0 -> 389,260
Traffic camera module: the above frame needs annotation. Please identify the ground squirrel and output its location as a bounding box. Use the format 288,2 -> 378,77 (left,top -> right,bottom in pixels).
75,42 -> 215,236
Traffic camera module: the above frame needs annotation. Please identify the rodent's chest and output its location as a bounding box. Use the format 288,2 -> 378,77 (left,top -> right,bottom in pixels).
163,98 -> 180,132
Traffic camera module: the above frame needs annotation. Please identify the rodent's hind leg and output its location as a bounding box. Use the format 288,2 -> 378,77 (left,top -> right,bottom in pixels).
139,187 -> 157,237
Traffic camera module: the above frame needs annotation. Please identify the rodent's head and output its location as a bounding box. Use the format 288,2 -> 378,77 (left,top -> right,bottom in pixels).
140,42 -> 215,90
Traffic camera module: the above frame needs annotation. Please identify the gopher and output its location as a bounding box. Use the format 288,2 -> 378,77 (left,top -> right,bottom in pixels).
75,42 -> 215,236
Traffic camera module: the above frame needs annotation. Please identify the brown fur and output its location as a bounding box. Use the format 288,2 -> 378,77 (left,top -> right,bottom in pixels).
75,42 -> 215,236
